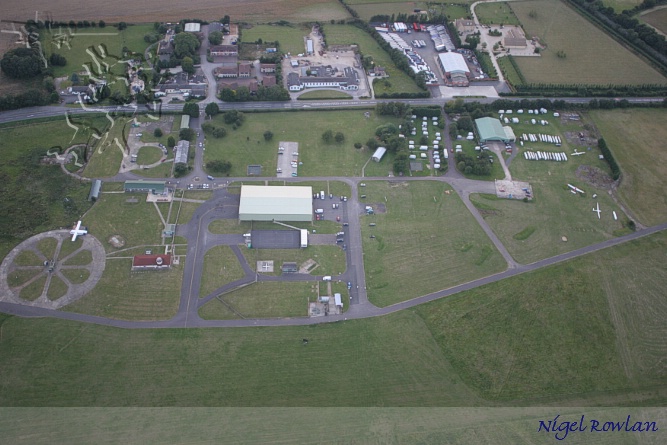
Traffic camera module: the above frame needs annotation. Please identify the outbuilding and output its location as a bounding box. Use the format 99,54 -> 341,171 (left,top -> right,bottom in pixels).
239,185 -> 313,222
475,117 -> 516,143
372,146 -> 387,162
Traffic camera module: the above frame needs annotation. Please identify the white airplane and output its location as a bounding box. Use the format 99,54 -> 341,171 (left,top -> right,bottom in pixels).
70,220 -> 87,241
593,202 -> 601,219
567,184 -> 585,194
613,211 -> 618,221
571,150 -> 585,156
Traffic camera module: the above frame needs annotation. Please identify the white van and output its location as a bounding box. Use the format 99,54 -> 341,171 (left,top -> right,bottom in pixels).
409,154 -> 417,160
322,276 -> 332,281
314,209 -> 324,214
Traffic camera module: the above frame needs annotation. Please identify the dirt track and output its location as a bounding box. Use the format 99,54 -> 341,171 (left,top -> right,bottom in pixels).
1,0 -> 348,23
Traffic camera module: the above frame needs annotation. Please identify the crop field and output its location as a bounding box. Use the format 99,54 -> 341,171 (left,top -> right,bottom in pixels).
83,193 -> 164,252
203,110 -> 402,177
641,7 -> 667,34
510,0 -> 667,85
323,24 -> 424,94
588,108 -> 667,226
199,281 -> 314,319
361,181 -> 506,307
0,311 -> 480,406
475,2 -> 521,26
2,0 -> 349,23
241,245 -> 347,276
241,24 -> 310,55
199,246 -> 246,298
471,113 -> 625,264
350,2 -> 430,21
418,230 -> 667,404
63,259 -> 182,321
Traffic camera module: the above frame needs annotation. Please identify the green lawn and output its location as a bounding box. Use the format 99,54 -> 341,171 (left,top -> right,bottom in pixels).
83,193 -> 164,252
133,161 -> 173,179
588,108 -> 667,226
82,116 -> 131,178
7,269 -> 43,288
203,110 -> 402,177
63,250 -> 92,266
60,268 -> 90,285
416,230 -> 667,404
208,219 -> 252,234
510,0 -> 667,85
475,2 -> 521,25
36,238 -> 58,259
136,146 -> 163,165
199,281 -> 314,319
199,246 -> 246,298
297,90 -> 353,100
361,181 -> 507,307
241,24 -> 311,55
57,238 -> 83,261
46,275 -> 68,301
602,0 -> 642,13
19,275 -> 46,301
63,259 -> 182,321
497,56 -> 523,86
13,250 -> 43,266
242,246 -> 347,276
323,24 -> 424,95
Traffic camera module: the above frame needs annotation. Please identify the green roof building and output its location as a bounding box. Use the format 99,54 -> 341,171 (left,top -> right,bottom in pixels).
239,185 -> 313,222
124,180 -> 167,194
475,117 -> 516,143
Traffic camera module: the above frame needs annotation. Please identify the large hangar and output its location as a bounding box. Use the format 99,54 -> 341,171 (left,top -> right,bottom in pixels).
239,185 -> 313,222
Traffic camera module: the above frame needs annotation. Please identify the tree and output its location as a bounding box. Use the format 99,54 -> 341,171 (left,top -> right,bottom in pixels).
206,159 -> 232,174
154,128 -> 163,138
263,130 -> 273,141
182,102 -> 199,118
1,48 -> 43,79
220,15 -> 231,25
173,32 -> 200,59
334,132 -> 345,143
181,56 -> 194,74
99,20 -> 106,28
117,22 -> 127,30
174,163 -> 189,177
208,31 -> 223,45
205,102 -> 219,118
322,129 -> 334,143
223,110 -> 245,125
354,142 -> 362,149
366,138 -> 378,150
49,53 -> 67,67
179,128 -> 195,141
167,136 -> 176,148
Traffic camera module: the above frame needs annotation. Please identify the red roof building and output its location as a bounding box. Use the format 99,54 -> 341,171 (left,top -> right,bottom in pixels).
132,254 -> 172,271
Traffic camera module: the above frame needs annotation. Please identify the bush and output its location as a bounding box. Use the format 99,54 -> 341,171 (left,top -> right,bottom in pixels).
153,128 -> 163,137
206,159 -> 232,174
334,132 -> 345,143
167,136 -> 176,148
263,130 -> 273,141
1,48 -> 43,79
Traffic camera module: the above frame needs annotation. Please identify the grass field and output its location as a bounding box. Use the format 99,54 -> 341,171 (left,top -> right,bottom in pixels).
19,275 -> 47,301
136,146 -> 163,165
63,259 -> 182,321
497,55 -> 523,86
82,116 -> 131,178
472,113 -> 625,264
241,24 -> 310,55
475,2 -> 521,25
199,246 -> 246,298
7,269 -> 42,288
3,232 -> 666,407
37,237 -> 58,259
203,110 -> 402,177
602,0 -> 643,13
46,275 -> 68,300
588,108 -> 667,226
418,230 -> 667,404
57,238 -> 83,260
63,249 -> 92,266
361,181 -> 506,307
510,0 -> 667,85
323,24 -> 424,95
297,90 -> 353,100
199,281 -> 314,319
13,250 -> 43,266
83,193 -> 164,252
60,268 -> 90,284
242,246 -> 347,276
641,8 -> 667,34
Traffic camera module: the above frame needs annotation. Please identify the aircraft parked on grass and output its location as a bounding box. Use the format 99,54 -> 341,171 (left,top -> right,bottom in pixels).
70,221 -> 87,241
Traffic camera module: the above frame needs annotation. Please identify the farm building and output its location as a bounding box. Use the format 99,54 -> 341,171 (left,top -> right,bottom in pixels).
437,52 -> 470,87
372,147 -> 387,162
504,28 -> 527,48
455,19 -> 476,34
287,67 -> 360,91
174,140 -> 189,164
239,185 -> 313,222
132,254 -> 172,271
184,23 -> 201,33
88,179 -> 102,202
306,39 -> 314,54
124,180 -> 166,195
180,115 -> 190,129
209,45 -> 238,57
475,117 -> 516,143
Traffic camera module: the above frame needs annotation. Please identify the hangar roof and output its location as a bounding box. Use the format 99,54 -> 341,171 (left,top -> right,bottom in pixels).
239,185 -> 313,220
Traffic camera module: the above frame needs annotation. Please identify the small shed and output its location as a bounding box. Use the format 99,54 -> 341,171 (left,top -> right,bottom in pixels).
334,293 -> 343,308
88,179 -> 102,201
372,146 -> 387,162
282,262 -> 298,274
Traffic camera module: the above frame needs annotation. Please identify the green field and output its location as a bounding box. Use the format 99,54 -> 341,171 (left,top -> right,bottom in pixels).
602,0 -> 643,13
361,181 -> 506,307
242,246 -> 347,277
83,193 -> 164,252
641,7 -> 667,34
19,275 -> 47,301
13,250 -> 43,266
297,90 -> 353,100
351,1 -> 430,21
82,116 -> 131,178
57,238 -> 83,261
3,230 -> 666,407
133,161 -> 173,178
203,110 -> 402,177
199,246 -> 246,298
63,249 -> 92,266
497,55 -> 523,86
7,269 -> 42,288
60,268 -> 90,285
36,237 -> 58,259
323,24 -> 424,94
42,24 -> 154,79
475,2 -> 521,25
510,0 -> 667,85
63,259 -> 182,321
136,146 -> 163,165
588,108 -> 667,226
241,24 -> 310,55
46,275 -> 68,300
199,281 -> 314,319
